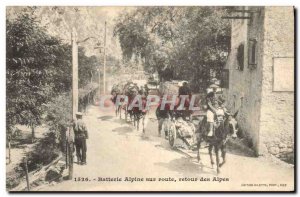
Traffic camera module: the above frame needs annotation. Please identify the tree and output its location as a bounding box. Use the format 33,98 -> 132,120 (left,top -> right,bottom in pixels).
7,8 -> 103,143
78,47 -> 100,88
6,10 -> 67,142
114,7 -> 231,92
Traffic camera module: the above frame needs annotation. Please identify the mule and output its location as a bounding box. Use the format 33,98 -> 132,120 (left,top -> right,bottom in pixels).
122,83 -> 137,122
111,92 -> 122,119
131,95 -> 147,133
196,111 -> 239,174
111,84 -> 124,119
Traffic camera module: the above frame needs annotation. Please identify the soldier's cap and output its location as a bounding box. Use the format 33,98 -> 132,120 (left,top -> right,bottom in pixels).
76,112 -> 83,116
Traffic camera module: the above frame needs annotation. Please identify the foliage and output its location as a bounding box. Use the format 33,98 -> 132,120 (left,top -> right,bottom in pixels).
78,47 -> 102,88
6,9 -> 100,133
6,7 -> 108,189
6,9 -> 71,132
114,7 -> 231,92
44,93 -> 72,142
25,131 -> 61,172
6,131 -> 60,190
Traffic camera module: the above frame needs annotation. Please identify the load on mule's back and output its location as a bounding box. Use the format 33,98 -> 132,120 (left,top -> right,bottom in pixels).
111,81 -> 149,133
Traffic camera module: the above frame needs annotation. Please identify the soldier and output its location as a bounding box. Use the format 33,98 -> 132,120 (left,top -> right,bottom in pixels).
73,112 -> 89,165
206,91 -> 217,137
178,82 -> 192,120
178,82 -> 191,96
156,98 -> 174,138
144,84 -> 149,96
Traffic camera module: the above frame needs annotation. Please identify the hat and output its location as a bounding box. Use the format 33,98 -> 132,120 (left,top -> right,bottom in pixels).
209,84 -> 219,88
76,112 -> 83,116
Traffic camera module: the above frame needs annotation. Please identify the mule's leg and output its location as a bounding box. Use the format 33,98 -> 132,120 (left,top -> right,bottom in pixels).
215,146 -> 220,174
164,122 -> 168,138
209,144 -> 214,167
133,114 -> 136,127
142,116 -> 145,133
220,144 -> 226,167
197,138 -> 201,163
137,116 -> 140,131
130,112 -> 134,122
158,119 -> 162,137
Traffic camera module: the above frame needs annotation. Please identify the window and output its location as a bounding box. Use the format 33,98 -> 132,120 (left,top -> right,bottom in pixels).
237,43 -> 244,71
248,39 -> 257,69
221,69 -> 229,89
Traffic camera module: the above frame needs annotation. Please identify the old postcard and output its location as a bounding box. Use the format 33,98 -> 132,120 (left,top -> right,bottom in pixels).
6,6 -> 295,192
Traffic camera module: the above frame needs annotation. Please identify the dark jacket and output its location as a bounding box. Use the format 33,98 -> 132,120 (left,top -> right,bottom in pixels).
73,119 -> 88,139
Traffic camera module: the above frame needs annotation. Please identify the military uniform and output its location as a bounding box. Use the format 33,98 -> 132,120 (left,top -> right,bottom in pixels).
73,115 -> 88,164
156,102 -> 173,137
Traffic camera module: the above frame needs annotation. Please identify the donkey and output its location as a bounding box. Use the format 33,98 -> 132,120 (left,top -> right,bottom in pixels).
111,92 -> 122,119
111,84 -> 124,119
196,111 -> 239,174
132,99 -> 147,133
122,83 -> 138,122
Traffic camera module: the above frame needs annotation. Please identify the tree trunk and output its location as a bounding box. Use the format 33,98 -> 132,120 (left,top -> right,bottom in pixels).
31,125 -> 35,143
23,157 -> 30,191
90,71 -> 93,83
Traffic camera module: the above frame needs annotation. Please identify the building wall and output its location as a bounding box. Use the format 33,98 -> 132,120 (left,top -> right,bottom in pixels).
259,7 -> 294,162
224,7 -> 265,155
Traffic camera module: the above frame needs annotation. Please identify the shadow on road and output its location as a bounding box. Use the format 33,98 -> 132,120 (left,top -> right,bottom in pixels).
98,115 -> 114,121
155,157 -> 214,176
226,140 -> 256,158
112,118 -> 132,126
112,126 -> 133,136
140,134 -> 153,142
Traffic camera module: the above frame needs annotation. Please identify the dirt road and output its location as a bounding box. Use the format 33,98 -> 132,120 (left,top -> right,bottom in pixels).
39,105 -> 294,191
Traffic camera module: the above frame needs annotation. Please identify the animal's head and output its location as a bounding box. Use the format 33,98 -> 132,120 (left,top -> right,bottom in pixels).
228,110 -> 239,139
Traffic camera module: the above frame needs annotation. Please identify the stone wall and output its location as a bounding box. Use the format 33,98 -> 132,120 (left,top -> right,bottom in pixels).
259,7 -> 294,163
224,7 -> 294,162
224,7 -> 265,155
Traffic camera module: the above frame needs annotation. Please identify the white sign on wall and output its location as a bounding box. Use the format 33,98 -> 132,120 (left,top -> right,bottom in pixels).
273,57 -> 294,92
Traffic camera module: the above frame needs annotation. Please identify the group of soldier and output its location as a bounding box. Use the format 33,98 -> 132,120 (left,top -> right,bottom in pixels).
70,80 -> 228,165
156,81 -> 229,138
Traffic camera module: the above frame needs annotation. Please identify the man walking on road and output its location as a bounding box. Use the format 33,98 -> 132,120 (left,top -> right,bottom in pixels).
73,112 -> 89,165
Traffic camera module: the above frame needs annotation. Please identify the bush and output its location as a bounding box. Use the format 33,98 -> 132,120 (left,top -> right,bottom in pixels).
24,132 -> 60,172
44,93 -> 72,152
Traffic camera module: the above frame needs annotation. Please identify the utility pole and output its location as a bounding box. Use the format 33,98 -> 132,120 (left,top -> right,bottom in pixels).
103,21 -> 107,94
72,28 -> 79,120
98,67 -> 101,99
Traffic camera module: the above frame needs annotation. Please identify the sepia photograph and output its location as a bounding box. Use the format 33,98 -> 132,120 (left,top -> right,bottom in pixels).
5,5 -> 295,192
